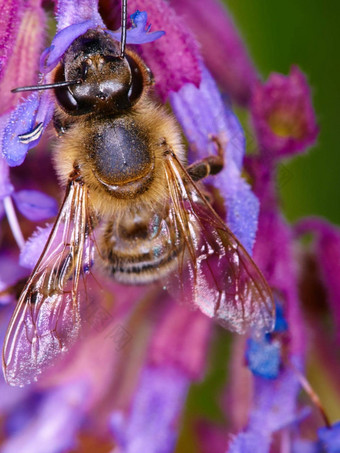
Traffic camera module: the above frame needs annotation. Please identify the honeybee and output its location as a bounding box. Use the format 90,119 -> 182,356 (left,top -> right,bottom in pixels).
2,2 -> 275,386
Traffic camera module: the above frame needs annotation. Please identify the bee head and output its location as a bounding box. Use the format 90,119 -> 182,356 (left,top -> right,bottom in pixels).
54,30 -> 152,116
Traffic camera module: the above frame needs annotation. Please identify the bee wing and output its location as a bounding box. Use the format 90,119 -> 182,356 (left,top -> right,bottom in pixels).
2,178 -> 95,386
163,153 -> 275,335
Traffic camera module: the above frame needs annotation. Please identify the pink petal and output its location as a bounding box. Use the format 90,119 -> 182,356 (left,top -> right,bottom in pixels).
117,0 -> 201,101
251,66 -> 319,158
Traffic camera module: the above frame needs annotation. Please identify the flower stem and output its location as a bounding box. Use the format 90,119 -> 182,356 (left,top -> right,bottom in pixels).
3,196 -> 25,249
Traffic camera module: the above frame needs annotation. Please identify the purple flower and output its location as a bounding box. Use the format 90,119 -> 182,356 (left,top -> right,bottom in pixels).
170,0 -> 258,106
0,0 -> 338,452
122,0 -> 202,101
251,66 -> 319,158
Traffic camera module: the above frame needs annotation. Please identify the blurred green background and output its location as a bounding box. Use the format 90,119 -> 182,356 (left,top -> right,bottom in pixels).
225,0 -> 340,226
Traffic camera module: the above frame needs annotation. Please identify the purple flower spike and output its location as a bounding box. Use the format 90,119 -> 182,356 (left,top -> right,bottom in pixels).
228,366 -> 303,453
170,64 -> 259,252
0,0 -> 22,83
13,190 -> 58,222
108,10 -> 165,44
171,0 -> 258,106
295,217 -> 340,344
251,66 -> 319,158
149,303 -> 212,380
127,0 -> 201,101
0,1 -> 47,116
55,0 -> 104,31
111,365 -> 189,453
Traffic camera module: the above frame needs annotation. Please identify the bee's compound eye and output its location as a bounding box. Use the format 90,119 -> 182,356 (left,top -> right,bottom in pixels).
55,86 -> 79,112
126,55 -> 144,104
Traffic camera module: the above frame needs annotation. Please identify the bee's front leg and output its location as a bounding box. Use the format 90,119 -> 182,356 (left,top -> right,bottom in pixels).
187,135 -> 225,182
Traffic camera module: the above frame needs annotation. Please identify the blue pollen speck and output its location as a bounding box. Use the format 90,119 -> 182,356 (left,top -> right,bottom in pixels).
273,302 -> 288,333
246,337 -> 281,379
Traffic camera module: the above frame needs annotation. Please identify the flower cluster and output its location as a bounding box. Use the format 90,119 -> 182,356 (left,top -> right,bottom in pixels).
0,0 -> 339,452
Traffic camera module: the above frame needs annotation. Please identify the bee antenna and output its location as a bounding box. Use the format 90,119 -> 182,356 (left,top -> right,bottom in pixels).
11,80 -> 82,93
120,0 -> 127,57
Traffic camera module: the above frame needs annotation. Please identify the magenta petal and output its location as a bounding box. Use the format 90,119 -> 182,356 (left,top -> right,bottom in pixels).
55,0 -> 104,31
170,64 -> 258,252
13,190 -> 58,221
251,66 -> 319,158
171,0 -> 258,106
108,10 -> 165,44
0,0 -> 23,83
1,2 -> 47,116
111,365 -> 189,452
295,217 -> 340,344
127,0 -> 201,101
149,303 -> 212,380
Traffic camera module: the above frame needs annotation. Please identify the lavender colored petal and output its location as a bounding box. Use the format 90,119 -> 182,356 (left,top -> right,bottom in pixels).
251,66 -> 318,158
127,0 -> 201,101
1,381 -> 89,453
217,162 -> 259,253
42,20 -> 97,73
0,254 -> 29,303
292,440 -> 320,453
2,94 -> 39,167
2,88 -> 54,167
35,90 -> 55,130
55,0 -> 104,32
318,421 -> 340,453
170,64 -> 258,252
170,65 -> 245,168
228,362 -> 302,453
111,365 -> 189,453
13,190 -> 58,221
19,224 -> 52,269
171,0 -> 258,106
108,10 -> 165,44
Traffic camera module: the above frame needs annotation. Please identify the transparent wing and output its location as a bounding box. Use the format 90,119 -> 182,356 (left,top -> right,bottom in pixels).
163,153 -> 275,335
2,178 -> 95,386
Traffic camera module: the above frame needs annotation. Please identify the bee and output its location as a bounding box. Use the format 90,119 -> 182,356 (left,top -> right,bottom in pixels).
2,0 -> 274,386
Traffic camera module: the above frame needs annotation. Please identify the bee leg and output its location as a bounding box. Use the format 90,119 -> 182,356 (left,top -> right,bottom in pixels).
187,135 -> 225,182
